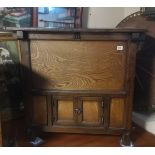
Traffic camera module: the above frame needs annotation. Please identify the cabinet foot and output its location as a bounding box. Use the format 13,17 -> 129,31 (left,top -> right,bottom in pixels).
120,131 -> 134,147
27,126 -> 44,146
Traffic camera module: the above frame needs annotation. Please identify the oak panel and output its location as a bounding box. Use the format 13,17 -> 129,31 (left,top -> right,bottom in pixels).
58,100 -> 73,121
32,96 -> 47,125
31,40 -> 126,91
83,101 -> 99,123
109,98 -> 125,128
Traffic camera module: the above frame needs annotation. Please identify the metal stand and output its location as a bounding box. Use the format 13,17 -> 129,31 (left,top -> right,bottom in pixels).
120,131 -> 134,147
27,126 -> 44,146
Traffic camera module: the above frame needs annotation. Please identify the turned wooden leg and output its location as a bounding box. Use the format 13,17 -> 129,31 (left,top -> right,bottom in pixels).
27,125 -> 44,146
120,131 -> 134,147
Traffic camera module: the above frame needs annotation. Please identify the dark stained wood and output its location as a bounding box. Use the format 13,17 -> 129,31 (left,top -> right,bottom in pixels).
32,8 -> 38,27
47,95 -> 52,127
15,29 -> 144,138
28,33 -> 130,40
31,40 -> 127,91
31,89 -> 127,96
42,125 -> 122,135
19,40 -> 32,91
32,96 -> 47,125
125,42 -> 137,129
6,27 -> 145,33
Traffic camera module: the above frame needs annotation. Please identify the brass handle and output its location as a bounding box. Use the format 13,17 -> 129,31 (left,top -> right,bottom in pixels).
74,108 -> 82,115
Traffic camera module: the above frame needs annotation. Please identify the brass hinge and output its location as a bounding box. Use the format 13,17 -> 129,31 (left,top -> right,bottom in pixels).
102,101 -> 104,108
74,32 -> 81,40
51,117 -> 55,122
101,116 -> 104,123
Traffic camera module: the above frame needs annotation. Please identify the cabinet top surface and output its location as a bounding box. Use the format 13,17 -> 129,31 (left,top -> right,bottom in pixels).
5,27 -> 146,33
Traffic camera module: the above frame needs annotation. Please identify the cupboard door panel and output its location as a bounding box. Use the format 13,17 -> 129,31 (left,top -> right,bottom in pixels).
83,100 -> 99,122
109,98 -> 125,128
58,100 -> 73,121
79,97 -> 103,126
53,96 -> 76,125
32,96 -> 47,125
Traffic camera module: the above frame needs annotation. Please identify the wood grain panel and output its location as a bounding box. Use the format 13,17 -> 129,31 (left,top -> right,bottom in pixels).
58,100 -> 73,121
32,96 -> 47,125
109,98 -> 125,128
83,101 -> 99,123
31,40 -> 126,91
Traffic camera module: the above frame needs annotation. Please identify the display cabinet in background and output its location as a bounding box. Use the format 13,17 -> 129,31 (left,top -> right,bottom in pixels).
37,7 -> 82,28
0,31 -> 23,146
0,8 -> 32,28
0,7 -> 83,29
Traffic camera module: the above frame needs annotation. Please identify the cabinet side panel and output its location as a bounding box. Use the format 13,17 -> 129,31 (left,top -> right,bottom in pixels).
109,98 -> 125,128
30,40 -> 126,91
32,96 -> 47,125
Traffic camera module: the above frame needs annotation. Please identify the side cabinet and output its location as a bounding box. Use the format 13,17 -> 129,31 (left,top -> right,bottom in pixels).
11,28 -> 144,139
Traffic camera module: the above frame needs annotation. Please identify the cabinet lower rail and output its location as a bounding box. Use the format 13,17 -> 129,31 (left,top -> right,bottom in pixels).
39,126 -> 126,135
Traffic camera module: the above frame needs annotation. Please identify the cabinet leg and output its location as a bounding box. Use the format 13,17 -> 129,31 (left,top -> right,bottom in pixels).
120,131 -> 134,147
27,126 -> 44,146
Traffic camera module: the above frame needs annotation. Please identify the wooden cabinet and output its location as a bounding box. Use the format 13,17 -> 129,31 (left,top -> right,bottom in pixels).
9,28 -> 144,144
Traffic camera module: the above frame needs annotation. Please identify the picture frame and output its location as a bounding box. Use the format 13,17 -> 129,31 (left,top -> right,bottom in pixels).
0,7 -> 33,28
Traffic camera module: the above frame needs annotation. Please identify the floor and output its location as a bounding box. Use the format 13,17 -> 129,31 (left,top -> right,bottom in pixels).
2,118 -> 155,147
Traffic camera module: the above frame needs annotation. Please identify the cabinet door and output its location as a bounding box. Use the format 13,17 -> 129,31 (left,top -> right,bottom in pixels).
78,97 -> 104,126
53,96 -> 76,125
52,96 -> 104,127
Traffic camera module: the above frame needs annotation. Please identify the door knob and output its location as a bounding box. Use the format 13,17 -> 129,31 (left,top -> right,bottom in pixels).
74,108 -> 82,115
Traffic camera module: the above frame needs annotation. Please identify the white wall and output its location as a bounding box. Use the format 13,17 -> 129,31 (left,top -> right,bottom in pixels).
82,7 -> 140,28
